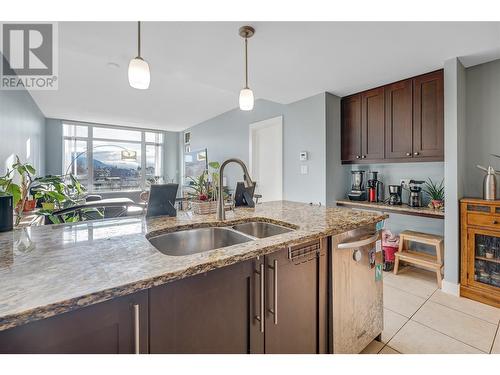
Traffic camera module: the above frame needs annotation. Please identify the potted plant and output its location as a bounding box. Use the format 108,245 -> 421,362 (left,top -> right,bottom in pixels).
424,178 -> 444,210
33,174 -> 87,224
187,161 -> 221,215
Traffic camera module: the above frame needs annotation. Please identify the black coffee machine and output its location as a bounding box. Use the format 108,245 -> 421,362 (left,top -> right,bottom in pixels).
388,185 -> 402,205
408,180 -> 425,207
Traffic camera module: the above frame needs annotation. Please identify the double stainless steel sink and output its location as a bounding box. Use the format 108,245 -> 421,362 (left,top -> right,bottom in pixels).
148,221 -> 294,256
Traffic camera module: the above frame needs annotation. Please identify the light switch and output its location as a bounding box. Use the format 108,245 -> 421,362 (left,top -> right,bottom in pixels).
300,165 -> 308,174
300,151 -> 308,161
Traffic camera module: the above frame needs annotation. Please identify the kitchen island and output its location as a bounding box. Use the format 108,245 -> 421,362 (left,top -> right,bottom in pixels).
0,201 -> 386,354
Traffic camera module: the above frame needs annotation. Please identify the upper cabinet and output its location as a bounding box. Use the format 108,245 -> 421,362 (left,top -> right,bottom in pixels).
413,70 -> 444,158
341,94 -> 362,161
341,70 -> 443,164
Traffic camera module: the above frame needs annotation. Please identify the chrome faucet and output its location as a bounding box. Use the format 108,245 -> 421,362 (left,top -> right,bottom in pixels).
216,158 -> 254,220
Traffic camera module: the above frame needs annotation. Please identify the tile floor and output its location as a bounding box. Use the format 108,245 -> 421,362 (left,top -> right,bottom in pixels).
361,266 -> 500,354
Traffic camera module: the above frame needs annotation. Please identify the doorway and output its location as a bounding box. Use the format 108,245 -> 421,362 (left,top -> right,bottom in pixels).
249,116 -> 283,202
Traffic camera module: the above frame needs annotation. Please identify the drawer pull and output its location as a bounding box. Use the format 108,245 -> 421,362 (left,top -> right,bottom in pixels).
133,304 -> 140,354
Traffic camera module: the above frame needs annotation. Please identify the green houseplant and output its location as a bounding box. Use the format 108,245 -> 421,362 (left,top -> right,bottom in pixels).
187,161 -> 224,214
424,178 -> 444,210
0,157 -> 37,226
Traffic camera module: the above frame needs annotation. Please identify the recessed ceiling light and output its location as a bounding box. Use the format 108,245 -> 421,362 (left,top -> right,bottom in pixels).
107,62 -> 120,69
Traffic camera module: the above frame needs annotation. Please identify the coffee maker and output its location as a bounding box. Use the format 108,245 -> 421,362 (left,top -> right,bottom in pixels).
388,185 -> 402,205
408,180 -> 425,207
367,171 -> 384,202
348,170 -> 367,201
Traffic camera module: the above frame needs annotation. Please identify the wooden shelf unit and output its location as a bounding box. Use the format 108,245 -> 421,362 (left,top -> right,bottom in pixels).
460,198 -> 500,308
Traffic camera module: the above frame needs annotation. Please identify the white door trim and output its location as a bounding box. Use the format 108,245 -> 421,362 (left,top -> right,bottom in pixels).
249,115 -> 283,201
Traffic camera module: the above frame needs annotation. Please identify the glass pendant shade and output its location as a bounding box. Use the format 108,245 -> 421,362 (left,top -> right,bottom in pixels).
128,57 -> 150,90
239,88 -> 254,111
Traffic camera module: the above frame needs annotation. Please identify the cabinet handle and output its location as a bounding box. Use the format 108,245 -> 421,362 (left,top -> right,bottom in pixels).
361,155 -> 366,159
406,152 -> 411,156
133,303 -> 140,354
356,155 -> 360,159
255,263 -> 265,333
493,220 -> 498,225
268,259 -> 278,325
414,152 -> 420,156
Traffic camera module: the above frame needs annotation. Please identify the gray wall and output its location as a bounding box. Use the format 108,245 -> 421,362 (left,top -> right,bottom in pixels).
465,59 -> 500,197
0,88 -> 46,177
443,57 -> 467,286
325,92 -> 347,206
284,93 -> 326,204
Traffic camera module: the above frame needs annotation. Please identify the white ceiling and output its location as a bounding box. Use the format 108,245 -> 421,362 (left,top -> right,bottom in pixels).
29,22 -> 500,131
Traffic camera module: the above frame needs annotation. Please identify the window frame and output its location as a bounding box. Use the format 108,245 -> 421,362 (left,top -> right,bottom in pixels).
62,121 -> 164,193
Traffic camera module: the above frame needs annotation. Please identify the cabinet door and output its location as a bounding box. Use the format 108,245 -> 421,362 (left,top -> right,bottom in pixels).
413,70 -> 444,159
149,259 -> 263,354
467,227 -> 500,294
341,95 -> 362,162
361,87 -> 385,160
0,291 -> 148,354
385,79 -> 413,159
264,240 -> 327,354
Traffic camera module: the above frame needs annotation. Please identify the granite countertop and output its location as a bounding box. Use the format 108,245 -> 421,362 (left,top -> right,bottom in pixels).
336,199 -> 444,219
0,200 -> 386,332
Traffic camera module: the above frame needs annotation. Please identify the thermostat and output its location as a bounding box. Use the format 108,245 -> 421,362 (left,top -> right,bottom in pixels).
299,151 -> 308,161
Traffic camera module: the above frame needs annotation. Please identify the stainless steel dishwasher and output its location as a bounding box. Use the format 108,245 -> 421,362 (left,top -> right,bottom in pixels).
329,224 -> 383,354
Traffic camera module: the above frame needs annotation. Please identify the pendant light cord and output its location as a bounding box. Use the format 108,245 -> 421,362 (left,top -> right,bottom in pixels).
244,37 -> 248,89
138,21 -> 141,58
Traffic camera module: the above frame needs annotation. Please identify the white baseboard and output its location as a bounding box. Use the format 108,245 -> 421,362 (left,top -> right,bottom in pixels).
441,280 -> 460,296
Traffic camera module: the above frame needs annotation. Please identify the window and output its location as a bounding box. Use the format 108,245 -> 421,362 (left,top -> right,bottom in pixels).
63,122 -> 164,192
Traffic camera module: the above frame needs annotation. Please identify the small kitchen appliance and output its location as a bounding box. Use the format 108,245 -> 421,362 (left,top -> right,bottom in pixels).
477,165 -> 499,200
408,180 -> 425,207
388,185 -> 402,205
367,171 -> 384,203
348,170 -> 366,201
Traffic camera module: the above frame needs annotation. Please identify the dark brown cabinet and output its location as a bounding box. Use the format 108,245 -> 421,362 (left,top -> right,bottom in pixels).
385,79 -> 413,159
361,87 -> 385,160
0,291 -> 148,354
413,70 -> 444,158
150,239 -> 328,354
341,70 -> 443,164
149,258 -> 262,354
341,94 -> 362,161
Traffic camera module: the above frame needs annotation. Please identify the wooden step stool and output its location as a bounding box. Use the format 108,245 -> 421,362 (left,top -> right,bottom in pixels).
393,230 -> 444,288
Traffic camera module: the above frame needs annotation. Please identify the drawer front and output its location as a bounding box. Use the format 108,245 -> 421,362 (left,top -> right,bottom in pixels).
467,213 -> 500,229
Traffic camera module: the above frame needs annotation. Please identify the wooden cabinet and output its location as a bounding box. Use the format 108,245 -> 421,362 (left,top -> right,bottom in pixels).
341,70 -> 443,164
264,240 -> 328,354
341,94 -> 362,161
385,79 -> 413,159
361,88 -> 385,160
150,239 -> 328,354
413,70 -> 444,158
0,291 -> 148,354
460,199 -> 500,308
149,258 -> 262,354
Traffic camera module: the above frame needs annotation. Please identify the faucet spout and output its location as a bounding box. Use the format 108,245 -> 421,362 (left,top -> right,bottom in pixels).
216,158 -> 253,220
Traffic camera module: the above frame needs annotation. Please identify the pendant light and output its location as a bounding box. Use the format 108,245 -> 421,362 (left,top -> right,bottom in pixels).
238,26 -> 255,111
128,21 -> 150,90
